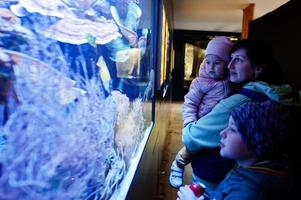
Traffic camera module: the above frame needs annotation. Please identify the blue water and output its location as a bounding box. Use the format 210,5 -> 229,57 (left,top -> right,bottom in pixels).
0,1 -> 150,199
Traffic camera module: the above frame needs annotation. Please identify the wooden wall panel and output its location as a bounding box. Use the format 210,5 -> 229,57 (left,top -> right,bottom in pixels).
241,3 -> 255,39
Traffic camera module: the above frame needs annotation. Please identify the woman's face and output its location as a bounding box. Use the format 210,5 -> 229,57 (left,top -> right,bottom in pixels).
228,48 -> 257,83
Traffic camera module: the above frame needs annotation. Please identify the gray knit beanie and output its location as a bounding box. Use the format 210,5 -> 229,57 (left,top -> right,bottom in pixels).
230,101 -> 290,160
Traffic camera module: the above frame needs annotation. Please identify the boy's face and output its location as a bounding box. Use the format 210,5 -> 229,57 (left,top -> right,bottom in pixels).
219,117 -> 255,166
204,54 -> 227,80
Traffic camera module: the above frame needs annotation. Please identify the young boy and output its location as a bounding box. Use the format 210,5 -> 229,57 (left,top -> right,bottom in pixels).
177,101 -> 294,199
170,36 -> 234,188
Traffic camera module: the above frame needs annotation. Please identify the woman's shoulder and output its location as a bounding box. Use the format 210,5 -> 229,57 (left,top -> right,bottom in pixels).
216,92 -> 250,110
243,81 -> 297,103
210,81 -> 282,113
208,81 -> 275,113
243,81 -> 291,92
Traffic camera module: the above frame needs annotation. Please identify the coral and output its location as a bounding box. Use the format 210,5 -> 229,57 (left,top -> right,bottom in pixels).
0,69 -> 125,199
112,91 -> 144,164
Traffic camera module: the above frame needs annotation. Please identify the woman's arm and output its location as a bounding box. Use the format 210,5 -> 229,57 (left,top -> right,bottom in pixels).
182,94 -> 250,152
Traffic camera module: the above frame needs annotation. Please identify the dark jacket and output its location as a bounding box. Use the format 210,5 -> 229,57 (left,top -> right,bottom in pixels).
211,159 -> 290,200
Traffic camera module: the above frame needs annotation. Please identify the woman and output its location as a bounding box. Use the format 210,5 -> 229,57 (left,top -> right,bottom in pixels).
181,39 -> 294,192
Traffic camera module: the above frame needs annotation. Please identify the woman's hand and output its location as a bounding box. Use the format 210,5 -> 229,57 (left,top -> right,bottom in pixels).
176,185 -> 204,200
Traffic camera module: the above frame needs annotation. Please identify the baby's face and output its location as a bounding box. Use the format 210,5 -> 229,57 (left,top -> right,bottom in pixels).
204,54 -> 228,80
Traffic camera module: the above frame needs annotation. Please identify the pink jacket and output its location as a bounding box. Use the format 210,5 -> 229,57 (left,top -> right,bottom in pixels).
182,66 -> 232,126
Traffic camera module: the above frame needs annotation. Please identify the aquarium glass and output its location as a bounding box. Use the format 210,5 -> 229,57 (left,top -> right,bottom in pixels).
0,0 -> 156,199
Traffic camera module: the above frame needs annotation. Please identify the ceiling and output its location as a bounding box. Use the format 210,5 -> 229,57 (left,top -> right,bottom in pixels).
171,0 -> 289,32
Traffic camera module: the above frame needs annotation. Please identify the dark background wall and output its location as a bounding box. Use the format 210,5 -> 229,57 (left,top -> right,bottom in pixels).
249,0 -> 301,89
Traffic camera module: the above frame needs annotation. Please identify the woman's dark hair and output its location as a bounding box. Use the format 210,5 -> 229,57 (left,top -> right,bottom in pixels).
231,39 -> 283,84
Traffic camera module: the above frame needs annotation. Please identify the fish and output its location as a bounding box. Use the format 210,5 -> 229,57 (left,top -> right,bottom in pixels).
3,49 -> 86,105
110,2 -> 141,47
97,56 -> 112,93
85,33 -> 97,48
10,4 -> 29,17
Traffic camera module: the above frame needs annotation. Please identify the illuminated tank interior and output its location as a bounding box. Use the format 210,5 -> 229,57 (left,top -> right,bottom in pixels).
0,0 -> 152,199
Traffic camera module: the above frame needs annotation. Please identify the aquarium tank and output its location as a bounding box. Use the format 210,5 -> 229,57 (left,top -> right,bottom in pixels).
0,0 -> 156,199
